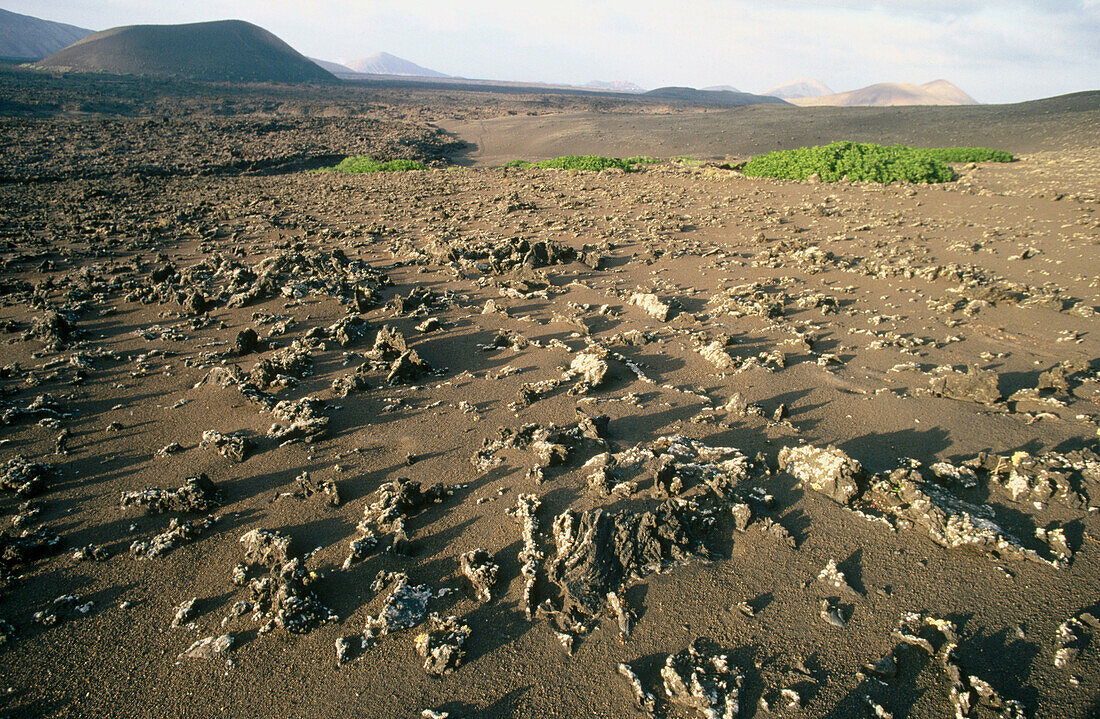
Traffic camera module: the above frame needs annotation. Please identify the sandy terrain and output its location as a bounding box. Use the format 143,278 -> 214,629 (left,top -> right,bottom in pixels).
440,92 -> 1100,167
0,67 -> 1098,719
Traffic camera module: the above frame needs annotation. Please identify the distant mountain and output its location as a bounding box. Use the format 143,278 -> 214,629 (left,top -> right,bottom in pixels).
584,80 -> 644,93
310,57 -> 354,75
643,86 -> 789,107
920,79 -> 979,105
35,20 -> 334,83
792,80 -> 978,107
701,85 -> 741,93
764,78 -> 833,100
344,52 -> 447,78
0,8 -> 92,61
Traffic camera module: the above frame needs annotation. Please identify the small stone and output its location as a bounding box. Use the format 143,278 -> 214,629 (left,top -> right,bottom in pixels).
179,634 -> 234,660
820,598 -> 847,628
170,597 -> 197,628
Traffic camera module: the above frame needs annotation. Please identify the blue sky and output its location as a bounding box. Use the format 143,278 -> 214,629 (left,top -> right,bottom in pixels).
9,0 -> 1099,102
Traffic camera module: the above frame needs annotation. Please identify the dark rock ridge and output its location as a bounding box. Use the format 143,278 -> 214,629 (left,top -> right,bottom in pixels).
642,86 -> 789,107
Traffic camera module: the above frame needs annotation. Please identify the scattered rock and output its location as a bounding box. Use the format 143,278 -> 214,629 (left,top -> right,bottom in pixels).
26,311 -> 74,352
731,503 -> 752,532
179,634 -> 234,660
200,431 -> 251,462
567,347 -> 610,392
820,598 -> 847,628
331,364 -> 371,396
779,444 -> 863,505
0,456 -> 52,496
890,612 -> 1026,719
817,559 -> 861,597
365,325 -> 408,362
345,477 -> 450,563
235,328 -> 260,355
930,365 -> 1001,404
869,469 -> 1048,565
268,396 -> 328,443
459,549 -> 499,602
387,349 -> 432,385
629,292 -> 673,321
546,499 -> 711,626
235,529 -> 336,634
283,471 -> 340,506
249,341 -> 313,387
120,473 -> 221,514
618,662 -> 657,714
415,317 -> 440,333
414,613 -> 470,676
0,528 -> 62,568
661,639 -> 745,719
514,493 -> 543,621
130,517 -> 217,559
361,571 -> 432,646
171,597 -> 198,628
328,315 -> 369,347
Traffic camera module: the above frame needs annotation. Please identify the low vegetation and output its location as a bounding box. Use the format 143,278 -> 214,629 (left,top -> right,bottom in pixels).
504,155 -> 659,172
919,147 -> 1015,163
742,142 -> 1014,184
314,157 -> 428,173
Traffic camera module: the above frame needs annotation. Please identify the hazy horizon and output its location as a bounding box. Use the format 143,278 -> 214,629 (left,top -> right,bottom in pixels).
7,0 -> 1099,103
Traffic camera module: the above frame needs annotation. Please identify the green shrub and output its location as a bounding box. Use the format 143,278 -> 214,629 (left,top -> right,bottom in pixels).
315,156 -> 428,173
920,147 -> 1015,163
534,155 -> 635,172
742,142 -> 1016,184
504,155 -> 658,172
503,157 -> 655,172
742,142 -> 956,183
503,156 -> 655,173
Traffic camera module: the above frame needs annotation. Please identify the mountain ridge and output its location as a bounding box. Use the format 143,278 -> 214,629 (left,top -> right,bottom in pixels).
343,52 -> 447,78
792,80 -> 978,107
765,77 -> 833,100
0,8 -> 92,61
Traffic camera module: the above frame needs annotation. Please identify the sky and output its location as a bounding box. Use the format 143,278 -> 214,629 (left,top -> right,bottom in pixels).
9,0 -> 1100,102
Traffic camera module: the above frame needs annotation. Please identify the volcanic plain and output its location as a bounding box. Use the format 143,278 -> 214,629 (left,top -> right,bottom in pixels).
0,65 -> 1098,719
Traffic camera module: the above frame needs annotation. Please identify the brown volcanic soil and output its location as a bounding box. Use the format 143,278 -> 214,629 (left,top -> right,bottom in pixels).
0,67 -> 1098,719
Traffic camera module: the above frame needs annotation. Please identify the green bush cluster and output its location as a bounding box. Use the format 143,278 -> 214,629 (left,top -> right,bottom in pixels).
316,157 -> 427,173
535,155 -> 635,171
504,155 -> 658,172
919,147 -> 1015,163
742,143 -> 1015,184
742,142 -> 960,183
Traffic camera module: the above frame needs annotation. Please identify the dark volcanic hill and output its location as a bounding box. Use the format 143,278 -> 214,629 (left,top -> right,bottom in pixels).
35,19 -> 334,83
643,86 -> 789,106
0,8 -> 92,61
